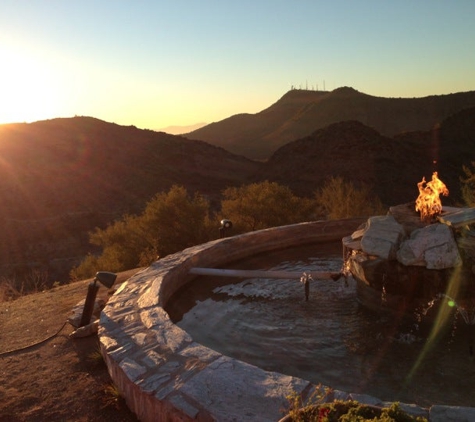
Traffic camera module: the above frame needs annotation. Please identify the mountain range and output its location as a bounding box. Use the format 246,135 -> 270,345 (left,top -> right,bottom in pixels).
186,87 -> 475,160
0,117 -> 258,282
1,87 -> 475,284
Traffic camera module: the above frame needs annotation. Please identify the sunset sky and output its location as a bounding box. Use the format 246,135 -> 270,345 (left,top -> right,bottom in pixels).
1,1 -> 474,131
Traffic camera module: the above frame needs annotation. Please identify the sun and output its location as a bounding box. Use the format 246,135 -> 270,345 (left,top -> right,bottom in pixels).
0,45 -> 60,124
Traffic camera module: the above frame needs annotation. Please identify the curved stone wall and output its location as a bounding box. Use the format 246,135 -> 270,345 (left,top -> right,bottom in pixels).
99,218 -> 475,422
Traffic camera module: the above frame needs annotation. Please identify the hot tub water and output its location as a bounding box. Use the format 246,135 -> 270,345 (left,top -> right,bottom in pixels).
166,242 -> 475,407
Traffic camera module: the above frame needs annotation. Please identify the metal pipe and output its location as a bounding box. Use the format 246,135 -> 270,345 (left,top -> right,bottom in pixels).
189,267 -> 339,280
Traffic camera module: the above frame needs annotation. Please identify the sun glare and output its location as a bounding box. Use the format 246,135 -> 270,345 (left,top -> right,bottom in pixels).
0,45 -> 60,124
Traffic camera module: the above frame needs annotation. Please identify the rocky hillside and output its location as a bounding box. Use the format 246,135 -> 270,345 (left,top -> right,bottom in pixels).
0,117 -> 259,282
253,107 -> 475,207
186,87 -> 475,160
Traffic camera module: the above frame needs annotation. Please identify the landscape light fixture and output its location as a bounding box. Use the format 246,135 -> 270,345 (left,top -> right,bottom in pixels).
79,271 -> 117,327
219,219 -> 233,238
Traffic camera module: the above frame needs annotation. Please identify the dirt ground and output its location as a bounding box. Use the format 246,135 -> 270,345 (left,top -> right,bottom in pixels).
0,269 -> 141,422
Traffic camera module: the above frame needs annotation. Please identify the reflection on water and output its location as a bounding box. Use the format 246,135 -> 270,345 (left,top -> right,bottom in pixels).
166,242 -> 475,407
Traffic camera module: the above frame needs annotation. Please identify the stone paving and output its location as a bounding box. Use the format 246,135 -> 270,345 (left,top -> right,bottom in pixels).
99,219 -> 475,421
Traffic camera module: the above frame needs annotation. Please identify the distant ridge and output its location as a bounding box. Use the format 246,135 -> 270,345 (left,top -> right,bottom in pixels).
159,122 -> 207,135
186,87 -> 475,160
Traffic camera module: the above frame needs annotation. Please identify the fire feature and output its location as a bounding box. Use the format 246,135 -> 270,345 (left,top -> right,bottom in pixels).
342,173 -> 475,326
415,171 -> 449,223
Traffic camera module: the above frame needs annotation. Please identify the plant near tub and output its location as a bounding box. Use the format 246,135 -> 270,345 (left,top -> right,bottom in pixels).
285,388 -> 428,421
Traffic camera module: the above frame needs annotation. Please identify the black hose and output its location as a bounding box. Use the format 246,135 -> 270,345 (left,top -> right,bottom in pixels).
0,320 -> 69,357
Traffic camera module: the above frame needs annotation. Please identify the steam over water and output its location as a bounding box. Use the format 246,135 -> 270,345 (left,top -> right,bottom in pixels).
167,242 -> 475,407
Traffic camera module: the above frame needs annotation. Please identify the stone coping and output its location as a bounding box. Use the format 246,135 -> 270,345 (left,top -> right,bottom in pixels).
99,219 -> 475,422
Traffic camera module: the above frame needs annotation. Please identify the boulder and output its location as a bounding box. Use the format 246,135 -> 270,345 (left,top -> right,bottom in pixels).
397,223 -> 462,269
358,215 -> 406,260
69,319 -> 99,338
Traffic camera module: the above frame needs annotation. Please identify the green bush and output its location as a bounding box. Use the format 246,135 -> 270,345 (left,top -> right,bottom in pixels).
221,181 -> 315,232
140,185 -> 214,255
315,177 -> 385,219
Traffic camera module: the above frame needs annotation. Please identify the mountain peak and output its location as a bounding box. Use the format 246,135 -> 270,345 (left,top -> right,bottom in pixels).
330,86 -> 360,95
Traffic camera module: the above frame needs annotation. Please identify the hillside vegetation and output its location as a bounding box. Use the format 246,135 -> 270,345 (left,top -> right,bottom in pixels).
0,117 -> 258,284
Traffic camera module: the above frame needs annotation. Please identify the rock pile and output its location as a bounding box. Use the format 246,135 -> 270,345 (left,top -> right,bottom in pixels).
342,203 -> 475,317
344,203 -> 474,272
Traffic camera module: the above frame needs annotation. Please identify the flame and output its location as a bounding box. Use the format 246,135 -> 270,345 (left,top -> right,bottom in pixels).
415,172 -> 449,222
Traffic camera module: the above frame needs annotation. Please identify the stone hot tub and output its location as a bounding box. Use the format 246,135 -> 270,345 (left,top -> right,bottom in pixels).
98,219 -> 366,422
99,216 -> 475,421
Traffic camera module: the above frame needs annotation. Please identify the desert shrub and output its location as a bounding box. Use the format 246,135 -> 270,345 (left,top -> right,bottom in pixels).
460,161 -> 475,207
220,181 -> 315,232
71,185 -> 214,280
0,269 -> 49,301
0,277 -> 17,301
315,176 -> 385,219
139,185 -> 214,256
70,214 -> 148,281
70,254 -> 100,282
